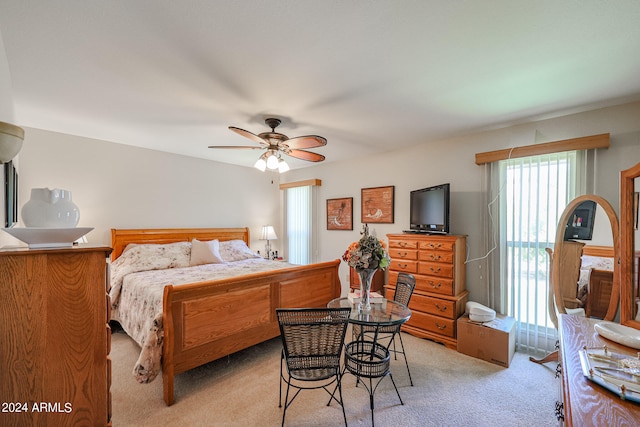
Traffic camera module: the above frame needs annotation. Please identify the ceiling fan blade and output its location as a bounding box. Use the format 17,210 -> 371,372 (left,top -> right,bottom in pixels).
285,135 -> 327,149
208,145 -> 264,149
229,126 -> 268,145
287,149 -> 326,162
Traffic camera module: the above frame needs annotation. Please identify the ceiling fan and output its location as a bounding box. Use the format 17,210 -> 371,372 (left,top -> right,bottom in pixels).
208,117 -> 326,173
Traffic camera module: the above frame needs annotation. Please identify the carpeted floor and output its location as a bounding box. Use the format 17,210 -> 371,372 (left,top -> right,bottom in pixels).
110,328 -> 558,426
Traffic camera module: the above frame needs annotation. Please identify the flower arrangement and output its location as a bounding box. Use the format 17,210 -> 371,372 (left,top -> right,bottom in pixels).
342,224 -> 391,272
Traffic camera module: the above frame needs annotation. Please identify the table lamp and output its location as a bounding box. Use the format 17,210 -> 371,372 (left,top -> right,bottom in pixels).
260,225 -> 278,259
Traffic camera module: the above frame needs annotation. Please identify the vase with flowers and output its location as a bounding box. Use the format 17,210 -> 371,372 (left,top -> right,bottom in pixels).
342,224 -> 391,313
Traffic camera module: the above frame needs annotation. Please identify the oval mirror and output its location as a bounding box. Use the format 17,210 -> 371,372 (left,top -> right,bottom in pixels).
551,194 -> 620,323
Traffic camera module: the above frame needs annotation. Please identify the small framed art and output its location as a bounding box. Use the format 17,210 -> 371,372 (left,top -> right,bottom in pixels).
327,197 -> 353,230
361,185 -> 394,224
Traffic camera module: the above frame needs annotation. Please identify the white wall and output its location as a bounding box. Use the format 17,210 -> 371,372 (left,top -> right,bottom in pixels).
15,128 -> 282,251
283,102 -> 640,302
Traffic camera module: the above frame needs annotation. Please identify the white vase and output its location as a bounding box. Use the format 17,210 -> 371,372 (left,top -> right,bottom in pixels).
21,188 -> 80,228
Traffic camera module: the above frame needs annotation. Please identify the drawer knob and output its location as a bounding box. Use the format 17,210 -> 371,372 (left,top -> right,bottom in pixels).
429,282 -> 442,289
429,267 -> 441,273
428,243 -> 442,249
400,252 -> 408,257
435,303 -> 447,312
429,254 -> 441,261
435,323 -> 447,330
399,263 -> 408,269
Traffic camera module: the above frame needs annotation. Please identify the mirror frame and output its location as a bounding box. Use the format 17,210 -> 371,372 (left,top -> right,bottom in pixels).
553,194 -> 620,320
620,162 -> 640,329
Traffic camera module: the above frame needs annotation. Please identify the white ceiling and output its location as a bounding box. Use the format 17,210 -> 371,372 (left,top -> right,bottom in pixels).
1,1 -> 640,170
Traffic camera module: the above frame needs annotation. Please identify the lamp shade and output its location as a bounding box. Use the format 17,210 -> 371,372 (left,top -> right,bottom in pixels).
260,225 -> 278,240
0,121 -> 25,163
266,153 -> 279,170
278,158 -> 290,173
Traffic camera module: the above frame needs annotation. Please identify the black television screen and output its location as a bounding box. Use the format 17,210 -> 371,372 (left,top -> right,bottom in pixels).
409,183 -> 450,234
563,200 -> 596,241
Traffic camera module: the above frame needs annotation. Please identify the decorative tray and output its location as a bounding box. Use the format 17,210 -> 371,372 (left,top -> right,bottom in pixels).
2,227 -> 93,248
579,346 -> 640,403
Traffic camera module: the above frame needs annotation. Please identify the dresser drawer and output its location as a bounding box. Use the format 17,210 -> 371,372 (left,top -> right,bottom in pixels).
419,241 -> 455,252
388,239 -> 418,249
390,259 -> 418,273
415,275 -> 455,295
418,261 -> 454,278
409,293 -> 458,319
389,248 -> 418,260
419,250 -> 454,264
405,311 -> 456,338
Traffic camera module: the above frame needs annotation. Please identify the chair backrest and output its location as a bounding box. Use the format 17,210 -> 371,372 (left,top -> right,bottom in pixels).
276,308 -> 351,363
394,272 -> 416,306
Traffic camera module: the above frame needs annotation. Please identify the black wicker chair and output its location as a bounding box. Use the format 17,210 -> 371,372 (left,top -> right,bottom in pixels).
352,272 -> 416,386
277,307 -> 351,427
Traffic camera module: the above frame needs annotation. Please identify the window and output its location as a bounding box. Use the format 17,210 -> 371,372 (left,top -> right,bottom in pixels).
477,135 -> 609,354
281,180 -> 321,265
498,151 -> 583,353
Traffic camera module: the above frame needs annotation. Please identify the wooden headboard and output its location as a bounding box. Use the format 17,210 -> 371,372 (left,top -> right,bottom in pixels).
582,245 -> 615,258
110,227 -> 250,261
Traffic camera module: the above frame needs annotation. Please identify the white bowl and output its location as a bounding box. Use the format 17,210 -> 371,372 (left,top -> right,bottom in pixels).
2,227 -> 93,248
594,321 -> 640,350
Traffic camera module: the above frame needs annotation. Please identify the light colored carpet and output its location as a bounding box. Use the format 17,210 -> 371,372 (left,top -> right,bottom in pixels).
110,327 -> 558,426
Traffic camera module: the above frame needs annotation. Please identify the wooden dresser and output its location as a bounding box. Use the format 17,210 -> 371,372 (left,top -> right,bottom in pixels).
558,314 -> 640,425
0,245 -> 113,427
386,233 -> 468,349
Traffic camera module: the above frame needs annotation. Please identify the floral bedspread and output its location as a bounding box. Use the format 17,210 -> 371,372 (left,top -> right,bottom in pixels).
111,258 -> 293,347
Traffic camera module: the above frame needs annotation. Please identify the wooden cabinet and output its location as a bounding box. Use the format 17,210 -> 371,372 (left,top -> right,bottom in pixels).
0,245 -> 112,427
558,314 -> 640,425
386,234 -> 467,349
349,267 -> 385,294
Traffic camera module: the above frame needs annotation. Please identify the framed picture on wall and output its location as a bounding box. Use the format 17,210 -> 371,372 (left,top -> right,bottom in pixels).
4,160 -> 18,228
326,197 -> 353,230
361,185 -> 394,224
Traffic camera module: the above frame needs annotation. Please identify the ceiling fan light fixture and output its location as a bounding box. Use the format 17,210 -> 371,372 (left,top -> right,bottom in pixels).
213,117 -> 326,170
266,152 -> 279,170
254,153 -> 267,171
278,158 -> 290,173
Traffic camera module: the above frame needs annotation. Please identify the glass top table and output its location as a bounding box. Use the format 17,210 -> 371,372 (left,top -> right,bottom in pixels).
327,297 -> 411,327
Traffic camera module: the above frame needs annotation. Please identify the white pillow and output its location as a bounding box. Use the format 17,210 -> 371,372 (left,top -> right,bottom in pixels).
219,239 -> 261,261
190,239 -> 224,266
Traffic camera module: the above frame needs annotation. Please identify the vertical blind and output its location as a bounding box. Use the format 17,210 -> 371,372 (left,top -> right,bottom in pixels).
286,185 -> 313,265
488,150 -> 585,354
505,151 -> 580,353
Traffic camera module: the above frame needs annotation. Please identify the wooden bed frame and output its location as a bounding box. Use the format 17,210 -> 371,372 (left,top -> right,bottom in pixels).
110,227 -> 342,406
581,245 -> 616,319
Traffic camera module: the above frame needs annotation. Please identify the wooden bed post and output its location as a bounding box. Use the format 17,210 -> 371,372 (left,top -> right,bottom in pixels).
162,285 -> 176,406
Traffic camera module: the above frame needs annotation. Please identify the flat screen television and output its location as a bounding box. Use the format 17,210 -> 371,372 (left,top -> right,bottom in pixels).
563,200 -> 596,241
408,183 -> 450,234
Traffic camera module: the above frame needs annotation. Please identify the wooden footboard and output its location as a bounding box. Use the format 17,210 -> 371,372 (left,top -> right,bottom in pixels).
161,260 -> 341,405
